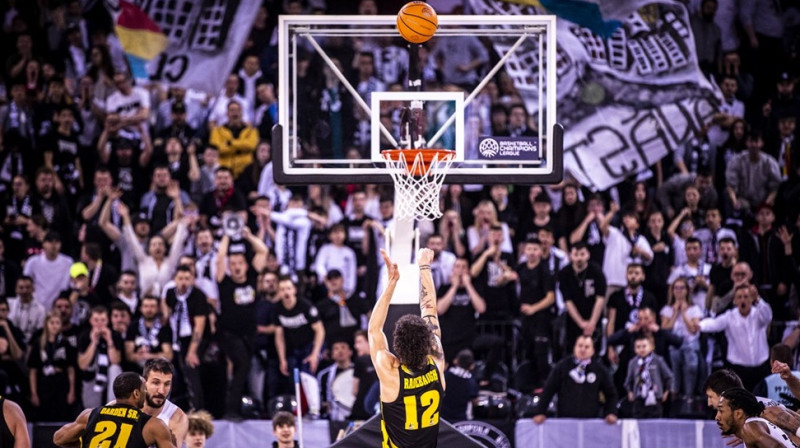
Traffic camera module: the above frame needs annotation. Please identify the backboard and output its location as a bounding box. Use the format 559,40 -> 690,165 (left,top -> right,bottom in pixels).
272,14 -> 563,185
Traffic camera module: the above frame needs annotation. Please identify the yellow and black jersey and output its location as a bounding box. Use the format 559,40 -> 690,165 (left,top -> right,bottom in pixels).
82,404 -> 151,448
380,357 -> 443,448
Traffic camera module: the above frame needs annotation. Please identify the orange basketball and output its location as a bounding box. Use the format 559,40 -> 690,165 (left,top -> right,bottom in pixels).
396,2 -> 438,44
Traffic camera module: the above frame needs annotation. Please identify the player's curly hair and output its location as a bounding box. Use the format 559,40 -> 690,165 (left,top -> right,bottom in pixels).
393,314 -> 433,371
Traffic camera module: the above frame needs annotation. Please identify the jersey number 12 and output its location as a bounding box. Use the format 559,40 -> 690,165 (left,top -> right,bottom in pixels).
403,390 -> 440,430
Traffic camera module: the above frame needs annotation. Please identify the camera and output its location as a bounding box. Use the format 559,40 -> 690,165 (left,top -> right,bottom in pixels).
223,212 -> 244,239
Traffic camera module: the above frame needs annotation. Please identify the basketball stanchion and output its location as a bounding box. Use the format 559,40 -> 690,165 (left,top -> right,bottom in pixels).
380,148 -> 456,221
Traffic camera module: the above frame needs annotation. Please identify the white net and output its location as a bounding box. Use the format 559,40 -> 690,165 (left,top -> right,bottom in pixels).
381,150 -> 456,221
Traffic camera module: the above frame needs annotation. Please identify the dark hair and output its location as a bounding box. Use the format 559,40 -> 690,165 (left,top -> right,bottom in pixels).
571,241 -> 588,252
82,242 -> 103,261
140,295 -> 159,305
537,225 -> 554,236
354,330 -> 368,341
143,358 -> 174,379
113,372 -> 144,399
174,265 -> 194,276
633,333 -> 654,346
718,237 -> 736,247
627,263 -> 644,271
392,315 -> 433,371
272,411 -> 295,430
721,388 -> 765,417
455,349 -> 474,368
214,166 -> 233,176
187,410 -> 214,437
746,129 -> 763,141
771,344 -> 792,365
110,300 -> 130,315
18,275 -> 33,284
91,305 -> 109,317
685,236 -> 702,247
524,238 -> 541,246
703,369 -> 743,394
120,270 -> 138,278
489,224 -> 503,232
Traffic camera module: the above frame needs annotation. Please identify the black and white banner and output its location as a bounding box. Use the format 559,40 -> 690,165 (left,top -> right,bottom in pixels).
132,0 -> 260,93
471,0 -> 723,191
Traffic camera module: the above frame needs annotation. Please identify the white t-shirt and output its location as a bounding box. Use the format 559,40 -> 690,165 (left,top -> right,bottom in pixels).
667,262 -> 712,310
602,226 -> 653,288
23,253 -> 74,310
106,86 -> 150,120
660,304 -> 704,343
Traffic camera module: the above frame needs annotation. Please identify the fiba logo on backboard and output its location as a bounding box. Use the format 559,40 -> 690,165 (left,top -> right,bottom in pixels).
479,138 -> 500,158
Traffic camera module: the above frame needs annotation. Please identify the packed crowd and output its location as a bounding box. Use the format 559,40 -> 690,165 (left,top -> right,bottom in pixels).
0,0 -> 799,429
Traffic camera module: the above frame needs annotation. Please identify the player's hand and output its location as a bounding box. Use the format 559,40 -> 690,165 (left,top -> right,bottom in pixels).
279,359 -> 289,376
604,414 -> 618,425
418,248 -> 434,266
381,249 -> 399,283
772,360 -> 792,380
304,354 -> 319,374
533,414 -> 546,424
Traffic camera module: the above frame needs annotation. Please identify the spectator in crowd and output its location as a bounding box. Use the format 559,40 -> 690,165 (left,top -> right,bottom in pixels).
625,334 -> 674,419
467,200 -> 513,258
707,237 -> 739,313
441,349 -> 479,422
560,242 -> 606,352
436,210 -> 467,260
199,167 -> 247,231
609,307 -> 682,368
139,165 -> 187,234
314,224 -> 358,297
753,344 -> 800,408
317,269 -> 368,347
119,202 -> 189,296
209,73 -> 250,127
215,230 -> 268,420
426,234 -> 456,291
317,339 -> 355,421
105,71 -> 149,131
27,310 -> 76,422
274,276 -> 325,381
517,239 -> 555,389
725,130 -> 782,212
532,335 -> 618,423
162,265 -> 210,412
700,284 -> 773,390
695,208 -> 737,264
668,237 -> 712,311
470,224 -> 518,322
271,411 -> 298,448
438,257 -> 486,366
743,204 -> 788,318
7,276 -> 45,344
23,230 -> 73,310
125,295 -> 173,367
0,298 -> 26,388
267,195 -> 313,281
431,34 -> 488,90
643,210 -> 673,308
115,270 -> 139,314
600,206 -> 654,296
77,305 -> 122,408
660,277 -> 703,400
350,329 -> 377,420
210,101 -> 259,178
186,410 -> 215,448
79,242 -> 119,305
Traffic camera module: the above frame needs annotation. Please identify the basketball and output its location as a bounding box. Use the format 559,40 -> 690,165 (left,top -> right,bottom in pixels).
396,2 -> 438,44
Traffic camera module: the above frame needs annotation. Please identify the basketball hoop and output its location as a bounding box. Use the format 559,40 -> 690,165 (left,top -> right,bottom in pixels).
380,148 -> 456,221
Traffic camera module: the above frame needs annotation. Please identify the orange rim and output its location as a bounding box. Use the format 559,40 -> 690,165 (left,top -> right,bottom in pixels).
381,149 -> 456,176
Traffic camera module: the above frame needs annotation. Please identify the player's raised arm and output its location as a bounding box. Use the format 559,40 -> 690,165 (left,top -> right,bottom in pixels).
368,249 -> 400,365
418,248 -> 445,369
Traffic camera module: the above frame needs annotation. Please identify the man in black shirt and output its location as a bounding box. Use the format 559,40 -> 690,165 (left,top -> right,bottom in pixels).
199,167 -> 247,231
215,230 -> 268,420
438,257 -> 486,362
317,269 -> 369,347
532,335 -> 618,423
441,349 -> 479,422
470,225 -> 518,321
559,242 -> 607,354
274,277 -> 325,383
517,240 -> 555,389
77,305 -> 123,409
350,330 -> 377,420
708,237 -> 738,313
